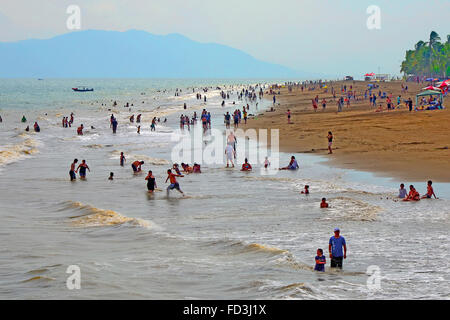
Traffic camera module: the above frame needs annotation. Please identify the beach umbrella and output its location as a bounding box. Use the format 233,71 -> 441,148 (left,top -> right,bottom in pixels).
364,73 -> 375,77
422,85 -> 441,91
425,77 -> 434,81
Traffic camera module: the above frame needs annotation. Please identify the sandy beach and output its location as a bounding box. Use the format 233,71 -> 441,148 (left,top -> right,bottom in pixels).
245,80 -> 450,182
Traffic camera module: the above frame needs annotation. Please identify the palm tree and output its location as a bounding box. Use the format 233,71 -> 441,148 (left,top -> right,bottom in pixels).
415,40 -> 426,50
425,31 -> 441,77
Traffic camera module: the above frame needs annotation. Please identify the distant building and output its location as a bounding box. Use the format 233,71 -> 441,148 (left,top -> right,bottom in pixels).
344,76 -> 353,81
375,74 -> 390,81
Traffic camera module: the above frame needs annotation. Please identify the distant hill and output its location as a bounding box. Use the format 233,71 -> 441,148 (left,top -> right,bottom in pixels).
0,29 -> 303,78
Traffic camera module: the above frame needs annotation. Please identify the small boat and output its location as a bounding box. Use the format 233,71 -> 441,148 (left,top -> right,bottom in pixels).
72,86 -> 94,92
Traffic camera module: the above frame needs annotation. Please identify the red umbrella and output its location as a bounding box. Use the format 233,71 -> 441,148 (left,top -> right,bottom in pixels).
422,85 -> 441,91
364,73 -> 375,77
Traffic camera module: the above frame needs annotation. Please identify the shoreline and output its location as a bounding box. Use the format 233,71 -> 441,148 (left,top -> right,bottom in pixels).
245,80 -> 450,183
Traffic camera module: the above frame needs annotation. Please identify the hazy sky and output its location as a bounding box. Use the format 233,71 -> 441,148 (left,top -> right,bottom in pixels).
0,0 -> 449,77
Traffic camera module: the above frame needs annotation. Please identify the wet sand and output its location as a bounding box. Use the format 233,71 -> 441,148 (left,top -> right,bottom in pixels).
244,80 -> 450,182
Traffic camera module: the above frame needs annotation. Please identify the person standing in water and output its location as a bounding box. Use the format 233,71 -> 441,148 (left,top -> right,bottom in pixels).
314,249 -> 326,272
120,152 -> 126,166
165,169 -> 184,196
76,160 -> 90,180
225,143 -> 235,168
69,159 -> 78,181
145,170 -> 156,193
329,228 -> 347,269
111,117 -> 118,134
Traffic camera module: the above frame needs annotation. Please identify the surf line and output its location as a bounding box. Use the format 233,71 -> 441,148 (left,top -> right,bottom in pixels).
183,304 -> 217,318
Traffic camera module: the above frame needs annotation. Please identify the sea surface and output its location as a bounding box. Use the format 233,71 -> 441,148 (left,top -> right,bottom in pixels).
0,79 -> 449,299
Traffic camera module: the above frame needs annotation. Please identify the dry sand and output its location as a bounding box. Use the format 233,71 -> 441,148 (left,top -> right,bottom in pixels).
243,80 -> 450,182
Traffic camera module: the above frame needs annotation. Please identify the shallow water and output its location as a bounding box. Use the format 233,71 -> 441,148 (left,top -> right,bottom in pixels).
0,79 -> 449,299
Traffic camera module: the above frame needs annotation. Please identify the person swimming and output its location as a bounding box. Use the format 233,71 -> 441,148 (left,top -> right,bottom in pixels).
320,198 -> 329,208
301,185 -> 309,194
108,172 -> 114,180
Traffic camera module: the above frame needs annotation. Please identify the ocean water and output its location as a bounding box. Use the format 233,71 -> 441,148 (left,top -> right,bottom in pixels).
0,79 -> 449,300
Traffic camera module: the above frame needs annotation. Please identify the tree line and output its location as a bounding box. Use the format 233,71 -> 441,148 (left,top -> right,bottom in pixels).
401,31 -> 449,78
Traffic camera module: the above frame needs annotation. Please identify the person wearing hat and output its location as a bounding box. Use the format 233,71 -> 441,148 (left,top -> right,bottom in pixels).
329,228 -> 347,269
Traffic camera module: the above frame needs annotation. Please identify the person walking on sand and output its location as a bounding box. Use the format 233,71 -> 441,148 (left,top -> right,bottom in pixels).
329,228 -> 347,269
312,99 -> 318,112
322,98 -> 327,111
327,131 -> 333,154
286,109 -> 291,124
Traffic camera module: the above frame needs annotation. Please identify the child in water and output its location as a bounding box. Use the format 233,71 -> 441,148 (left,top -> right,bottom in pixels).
301,185 -> 309,194
314,249 -> 326,272
108,172 -> 114,180
403,185 -> 420,201
398,183 -> 407,199
421,180 -> 437,199
320,198 -> 329,208
264,156 -> 270,168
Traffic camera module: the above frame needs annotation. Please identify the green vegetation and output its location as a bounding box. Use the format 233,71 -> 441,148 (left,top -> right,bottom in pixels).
401,31 -> 449,78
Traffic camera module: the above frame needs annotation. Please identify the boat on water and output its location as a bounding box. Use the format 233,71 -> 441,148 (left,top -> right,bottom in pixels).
72,86 -> 94,92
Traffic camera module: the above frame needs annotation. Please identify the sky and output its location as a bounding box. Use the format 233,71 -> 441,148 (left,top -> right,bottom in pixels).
0,0 -> 449,77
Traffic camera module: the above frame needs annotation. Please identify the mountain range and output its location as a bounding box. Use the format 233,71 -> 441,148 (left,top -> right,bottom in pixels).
0,29 -> 304,78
